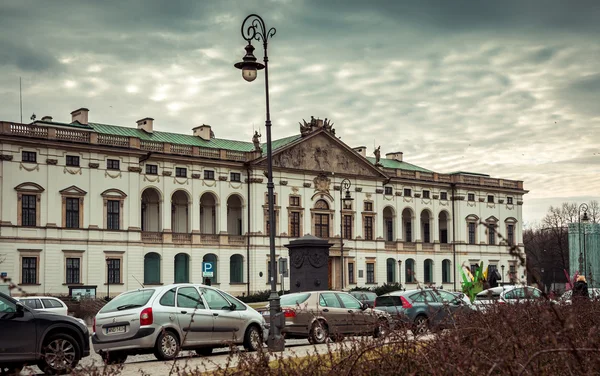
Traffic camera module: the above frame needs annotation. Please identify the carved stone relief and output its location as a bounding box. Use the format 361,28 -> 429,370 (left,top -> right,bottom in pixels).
271,134 -> 377,176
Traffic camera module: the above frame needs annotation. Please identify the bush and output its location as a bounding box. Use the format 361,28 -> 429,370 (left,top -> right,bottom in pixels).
236,290 -> 290,303
348,282 -> 403,296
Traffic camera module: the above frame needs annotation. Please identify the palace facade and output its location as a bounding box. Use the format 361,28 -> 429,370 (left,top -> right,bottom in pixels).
0,108 -> 527,297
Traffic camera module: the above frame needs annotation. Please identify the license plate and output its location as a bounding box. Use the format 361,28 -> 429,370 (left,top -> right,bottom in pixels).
106,325 -> 126,334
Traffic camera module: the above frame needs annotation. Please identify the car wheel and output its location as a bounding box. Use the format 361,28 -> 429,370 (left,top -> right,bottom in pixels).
154,330 -> 180,361
100,350 -> 128,365
243,325 -> 263,352
413,315 -> 429,335
374,319 -> 390,338
195,347 -> 213,356
309,321 -> 329,344
38,333 -> 81,375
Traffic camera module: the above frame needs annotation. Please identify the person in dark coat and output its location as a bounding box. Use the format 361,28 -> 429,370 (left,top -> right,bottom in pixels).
572,275 -> 589,302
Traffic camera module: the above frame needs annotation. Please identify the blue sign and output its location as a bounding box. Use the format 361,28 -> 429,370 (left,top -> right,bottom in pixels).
202,262 -> 214,278
0,272 -> 6,278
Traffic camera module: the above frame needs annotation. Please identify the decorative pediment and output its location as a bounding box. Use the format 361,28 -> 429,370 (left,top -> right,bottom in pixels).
253,129 -> 387,178
14,182 -> 45,193
485,215 -> 499,223
101,188 -> 127,199
59,185 -> 87,196
465,214 -> 479,221
504,217 -> 518,223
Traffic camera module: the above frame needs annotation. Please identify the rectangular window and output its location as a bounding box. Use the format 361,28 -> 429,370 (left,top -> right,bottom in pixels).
509,264 -> 516,281
22,257 -> 37,284
384,186 -> 392,195
423,190 -> 430,199
507,224 -> 514,245
66,258 -> 80,284
468,193 -> 475,201
440,192 -> 447,200
107,200 -> 120,230
107,259 -> 121,284
487,195 -> 494,203
66,155 -> 80,167
175,167 -> 187,178
145,164 -> 158,175
107,159 -> 120,170
423,222 -> 430,243
488,224 -> 496,245
266,218 -> 277,236
290,211 -> 301,238
230,172 -> 241,182
364,202 -> 373,211
343,215 -> 353,239
65,198 -> 80,228
290,196 -> 300,207
442,262 -> 451,284
22,194 -> 37,227
405,222 -> 412,242
22,151 -> 37,163
348,263 -> 355,284
507,196 -> 513,204
364,216 -> 374,240
468,222 -> 476,244
470,264 -> 479,276
404,188 -> 412,197
366,263 -> 375,283
204,170 -> 215,180
314,214 -> 329,238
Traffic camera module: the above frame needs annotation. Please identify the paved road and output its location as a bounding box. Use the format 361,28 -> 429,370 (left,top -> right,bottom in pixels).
19,337 -> 328,375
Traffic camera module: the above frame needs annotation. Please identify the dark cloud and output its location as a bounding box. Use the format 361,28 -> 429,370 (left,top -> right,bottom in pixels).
0,0 -> 598,222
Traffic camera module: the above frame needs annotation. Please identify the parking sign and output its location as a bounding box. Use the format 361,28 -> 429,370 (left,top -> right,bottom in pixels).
202,262 -> 214,277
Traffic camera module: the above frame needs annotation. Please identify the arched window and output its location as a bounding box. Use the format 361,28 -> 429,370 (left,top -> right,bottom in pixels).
144,252 -> 161,285
203,253 -> 218,285
141,187 -> 161,232
386,258 -> 396,283
174,253 -> 190,283
200,193 -> 217,234
424,259 -> 433,284
230,254 -> 243,283
313,200 -> 330,238
227,195 -> 243,235
405,258 -> 415,283
421,210 -> 432,243
402,209 -> 413,242
442,259 -> 451,284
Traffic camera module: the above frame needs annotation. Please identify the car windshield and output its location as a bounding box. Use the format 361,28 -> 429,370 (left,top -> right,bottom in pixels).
363,292 -> 377,300
280,293 -> 311,306
100,289 -> 155,313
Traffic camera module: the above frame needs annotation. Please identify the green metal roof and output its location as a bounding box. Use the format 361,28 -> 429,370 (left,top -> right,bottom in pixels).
262,134 -> 303,154
89,122 -> 256,152
366,156 -> 432,172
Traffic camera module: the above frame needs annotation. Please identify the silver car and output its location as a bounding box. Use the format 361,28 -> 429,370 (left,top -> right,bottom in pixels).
92,284 -> 267,363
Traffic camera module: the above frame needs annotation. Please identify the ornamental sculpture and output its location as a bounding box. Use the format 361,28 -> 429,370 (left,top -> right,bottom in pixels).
252,130 -> 262,152
299,116 -> 335,136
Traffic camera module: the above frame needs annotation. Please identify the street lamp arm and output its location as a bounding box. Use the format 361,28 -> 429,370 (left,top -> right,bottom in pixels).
241,14 -> 277,45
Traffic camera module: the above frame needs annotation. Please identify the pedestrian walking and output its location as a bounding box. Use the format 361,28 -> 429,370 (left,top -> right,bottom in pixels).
572,275 -> 589,302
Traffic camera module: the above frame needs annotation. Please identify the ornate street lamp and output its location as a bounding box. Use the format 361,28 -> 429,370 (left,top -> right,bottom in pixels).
235,14 -> 284,352
501,265 -> 505,285
578,203 -> 589,278
339,178 -> 353,290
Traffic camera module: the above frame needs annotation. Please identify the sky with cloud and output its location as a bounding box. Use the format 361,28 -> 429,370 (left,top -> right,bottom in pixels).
0,0 -> 598,224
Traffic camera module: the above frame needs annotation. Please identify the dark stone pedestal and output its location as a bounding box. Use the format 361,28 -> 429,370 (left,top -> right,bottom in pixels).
285,235 -> 332,293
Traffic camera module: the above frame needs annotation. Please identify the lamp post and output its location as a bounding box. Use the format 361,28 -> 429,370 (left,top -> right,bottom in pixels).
235,14 -> 284,351
578,203 -> 589,278
501,265 -> 505,285
339,178 -> 353,290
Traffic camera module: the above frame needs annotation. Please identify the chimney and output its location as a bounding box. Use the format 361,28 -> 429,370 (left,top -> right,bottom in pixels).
41,116 -> 53,122
70,108 -> 89,125
385,152 -> 403,162
192,124 -> 211,141
136,117 -> 154,134
353,146 -> 367,157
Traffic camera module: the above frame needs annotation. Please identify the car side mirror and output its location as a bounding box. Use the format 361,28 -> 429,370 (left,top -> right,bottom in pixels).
229,303 -> 236,311
15,302 -> 25,317
360,302 -> 368,310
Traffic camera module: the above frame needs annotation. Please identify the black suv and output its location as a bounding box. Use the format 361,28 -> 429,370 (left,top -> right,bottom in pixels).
0,292 -> 90,375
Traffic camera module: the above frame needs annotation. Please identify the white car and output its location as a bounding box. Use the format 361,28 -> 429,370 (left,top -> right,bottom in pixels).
558,288 -> 600,305
473,285 -> 543,311
15,296 -> 69,316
